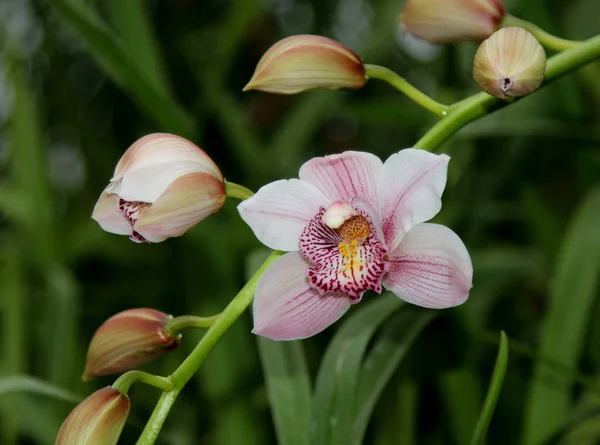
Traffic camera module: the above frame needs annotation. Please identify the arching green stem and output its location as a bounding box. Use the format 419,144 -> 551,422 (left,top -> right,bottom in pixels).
225,181 -> 254,200
112,371 -> 173,395
135,251 -> 284,445
365,64 -> 450,117
502,15 -> 581,52
415,33 -> 600,151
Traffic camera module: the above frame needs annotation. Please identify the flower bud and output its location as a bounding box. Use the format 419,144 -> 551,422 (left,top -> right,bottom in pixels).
83,308 -> 179,380
473,27 -> 546,100
401,0 -> 505,44
92,133 -> 226,243
243,35 -> 366,94
56,387 -> 130,445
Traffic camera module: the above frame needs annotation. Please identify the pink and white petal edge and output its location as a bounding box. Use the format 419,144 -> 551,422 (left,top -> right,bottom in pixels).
253,252 -> 351,340
377,148 -> 449,252
134,172 -> 225,243
114,133 -> 222,181
91,190 -> 131,235
238,179 -> 330,252
383,223 -> 472,309
299,151 -> 383,209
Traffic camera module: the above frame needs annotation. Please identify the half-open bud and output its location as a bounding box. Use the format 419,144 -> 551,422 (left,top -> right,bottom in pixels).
92,133 -> 226,243
83,309 -> 179,380
243,35 -> 366,94
56,387 -> 130,445
473,27 -> 546,100
401,0 -> 505,44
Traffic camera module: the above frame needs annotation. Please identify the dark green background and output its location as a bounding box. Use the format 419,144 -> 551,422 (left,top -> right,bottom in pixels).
1,0 -> 600,444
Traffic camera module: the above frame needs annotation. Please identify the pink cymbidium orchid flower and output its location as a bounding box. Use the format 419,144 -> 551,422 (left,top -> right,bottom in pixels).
92,133 -> 226,243
239,149 -> 472,340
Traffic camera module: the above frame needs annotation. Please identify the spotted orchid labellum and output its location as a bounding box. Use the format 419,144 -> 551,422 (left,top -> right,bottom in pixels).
92,133 -> 226,243
239,149 -> 473,340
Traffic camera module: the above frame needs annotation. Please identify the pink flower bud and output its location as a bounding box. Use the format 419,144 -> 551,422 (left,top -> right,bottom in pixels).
244,35 -> 366,94
56,387 -> 130,445
83,309 -> 179,380
92,133 -> 226,243
401,0 -> 506,44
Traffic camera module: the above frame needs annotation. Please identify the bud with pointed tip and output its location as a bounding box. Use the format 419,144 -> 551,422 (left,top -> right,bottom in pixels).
56,387 -> 130,445
83,308 -> 180,380
473,27 -> 546,100
92,133 -> 226,243
401,0 -> 505,44
243,35 -> 366,94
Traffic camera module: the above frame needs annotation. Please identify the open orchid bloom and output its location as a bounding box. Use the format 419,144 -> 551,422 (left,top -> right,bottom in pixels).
239,149 -> 472,340
92,133 -> 226,243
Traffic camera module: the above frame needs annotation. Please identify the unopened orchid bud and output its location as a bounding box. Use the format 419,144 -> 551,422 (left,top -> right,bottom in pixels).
401,0 -> 505,44
83,309 -> 179,380
473,27 -> 546,100
92,133 -> 226,243
243,35 -> 366,94
56,387 -> 130,445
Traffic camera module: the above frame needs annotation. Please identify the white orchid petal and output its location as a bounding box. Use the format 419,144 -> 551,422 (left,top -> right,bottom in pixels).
378,148 -> 449,252
91,191 -> 131,235
238,179 -> 330,252
384,223 -> 472,309
119,161 -> 216,203
253,252 -> 351,340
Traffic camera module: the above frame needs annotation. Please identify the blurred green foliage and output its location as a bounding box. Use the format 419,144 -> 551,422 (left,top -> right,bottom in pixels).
0,0 -> 599,444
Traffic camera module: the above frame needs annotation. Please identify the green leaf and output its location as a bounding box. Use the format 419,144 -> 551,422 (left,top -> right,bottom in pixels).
311,294 -> 402,445
524,184 -> 600,445
351,306 -> 435,445
0,376 -> 81,404
470,331 -> 509,445
107,0 -> 169,93
257,339 -> 312,445
48,0 -> 194,138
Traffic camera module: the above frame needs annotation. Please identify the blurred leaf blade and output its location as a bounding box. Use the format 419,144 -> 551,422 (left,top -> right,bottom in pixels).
351,306 -> 435,445
524,184 -> 600,445
0,376 -> 80,404
311,294 -> 402,445
48,0 -> 195,138
257,339 -> 312,445
470,331 -> 509,445
107,0 -> 168,93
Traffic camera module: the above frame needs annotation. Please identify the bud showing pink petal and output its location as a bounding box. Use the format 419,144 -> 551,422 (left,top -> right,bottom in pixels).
83,309 -> 180,380
473,27 -> 546,100
92,133 -> 226,243
401,0 -> 506,44
56,387 -> 130,445
243,35 -> 366,94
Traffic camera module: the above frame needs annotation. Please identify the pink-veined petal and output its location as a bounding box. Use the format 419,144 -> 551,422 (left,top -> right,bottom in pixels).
383,223 -> 472,309
91,190 -> 131,235
299,151 -> 383,209
378,148 -> 449,252
253,252 -> 351,340
113,133 -> 222,181
238,179 -> 329,252
119,161 -> 216,203
134,172 -> 226,243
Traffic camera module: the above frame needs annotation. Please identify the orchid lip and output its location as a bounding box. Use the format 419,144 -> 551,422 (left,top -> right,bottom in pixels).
299,203 -> 389,300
